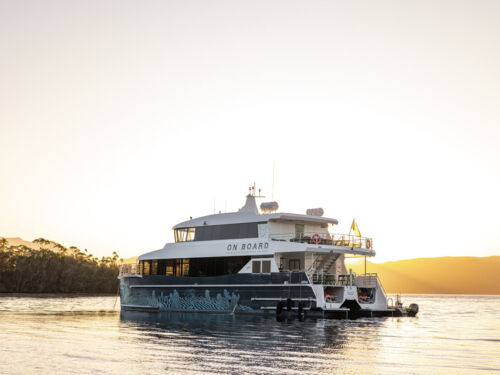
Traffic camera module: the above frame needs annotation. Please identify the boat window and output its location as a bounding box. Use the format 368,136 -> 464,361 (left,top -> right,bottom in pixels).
225,257 -> 244,274
193,222 -> 264,241
262,260 -> 271,273
157,260 -> 167,275
174,228 -> 196,242
140,256 -> 251,277
182,258 -> 190,276
295,224 -> 304,240
289,259 -> 300,270
143,260 -> 151,275
166,259 -> 174,276
175,259 -> 183,276
252,261 -> 261,273
174,222 -> 265,242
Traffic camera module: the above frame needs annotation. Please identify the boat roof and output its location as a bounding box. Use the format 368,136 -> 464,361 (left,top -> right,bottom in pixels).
173,195 -> 338,229
173,212 -> 339,228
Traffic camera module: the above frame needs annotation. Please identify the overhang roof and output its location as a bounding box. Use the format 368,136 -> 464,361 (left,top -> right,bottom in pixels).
173,212 -> 338,229
173,194 -> 338,228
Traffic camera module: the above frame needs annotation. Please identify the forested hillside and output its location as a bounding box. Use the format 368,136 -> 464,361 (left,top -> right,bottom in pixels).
0,237 -> 120,293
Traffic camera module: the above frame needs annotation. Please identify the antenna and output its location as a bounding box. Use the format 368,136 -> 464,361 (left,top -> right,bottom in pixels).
249,183 -> 265,198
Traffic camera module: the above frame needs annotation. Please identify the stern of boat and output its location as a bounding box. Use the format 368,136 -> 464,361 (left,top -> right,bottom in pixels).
308,271 -> 406,318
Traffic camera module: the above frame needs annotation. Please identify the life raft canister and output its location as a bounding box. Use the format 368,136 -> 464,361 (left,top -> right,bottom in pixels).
324,291 -> 335,303
311,233 -> 321,244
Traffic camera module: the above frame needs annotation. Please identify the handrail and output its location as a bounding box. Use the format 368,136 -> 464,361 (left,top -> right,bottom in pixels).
376,274 -> 387,296
310,271 -> 336,285
306,253 -> 324,273
119,263 -> 140,277
270,232 -> 373,249
354,273 -> 378,288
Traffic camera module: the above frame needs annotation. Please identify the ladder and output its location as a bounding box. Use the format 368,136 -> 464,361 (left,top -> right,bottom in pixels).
316,251 -> 340,273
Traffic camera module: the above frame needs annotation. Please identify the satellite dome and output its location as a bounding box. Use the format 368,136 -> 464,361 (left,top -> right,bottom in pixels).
306,208 -> 324,217
260,201 -> 279,213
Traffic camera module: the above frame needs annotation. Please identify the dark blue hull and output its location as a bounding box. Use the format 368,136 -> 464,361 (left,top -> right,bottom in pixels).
119,272 -> 318,315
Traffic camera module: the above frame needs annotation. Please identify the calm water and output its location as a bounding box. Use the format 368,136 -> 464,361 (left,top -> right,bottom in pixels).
0,295 -> 499,375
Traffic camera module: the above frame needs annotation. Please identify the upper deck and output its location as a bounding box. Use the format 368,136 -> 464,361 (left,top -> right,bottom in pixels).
137,193 -> 374,261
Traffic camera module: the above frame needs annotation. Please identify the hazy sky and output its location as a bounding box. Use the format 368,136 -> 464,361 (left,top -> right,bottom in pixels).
1,0 -> 499,262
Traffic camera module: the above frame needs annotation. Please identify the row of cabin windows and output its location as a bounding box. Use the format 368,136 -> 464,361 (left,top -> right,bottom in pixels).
138,256 -> 251,277
252,260 -> 271,273
174,222 -> 265,242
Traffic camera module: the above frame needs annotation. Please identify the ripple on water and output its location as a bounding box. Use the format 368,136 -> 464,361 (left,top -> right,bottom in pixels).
0,295 -> 499,375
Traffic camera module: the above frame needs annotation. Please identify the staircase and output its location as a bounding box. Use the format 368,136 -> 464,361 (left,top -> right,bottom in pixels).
308,251 -> 341,284
316,251 -> 340,273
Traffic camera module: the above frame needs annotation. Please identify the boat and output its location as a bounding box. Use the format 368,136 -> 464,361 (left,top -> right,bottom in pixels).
119,187 -> 418,319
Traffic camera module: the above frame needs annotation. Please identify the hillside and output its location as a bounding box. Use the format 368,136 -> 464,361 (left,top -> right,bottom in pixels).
349,256 -> 500,295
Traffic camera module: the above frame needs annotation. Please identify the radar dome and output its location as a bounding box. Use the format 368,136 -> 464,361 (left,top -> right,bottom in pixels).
260,201 -> 279,213
306,208 -> 324,217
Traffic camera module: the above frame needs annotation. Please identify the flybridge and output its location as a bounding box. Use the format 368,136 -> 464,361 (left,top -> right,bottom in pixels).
173,194 -> 339,239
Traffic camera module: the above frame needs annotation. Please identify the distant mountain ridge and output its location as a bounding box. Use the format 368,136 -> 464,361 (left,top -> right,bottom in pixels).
349,256 -> 500,295
5,236 -> 496,294
1,237 -> 60,251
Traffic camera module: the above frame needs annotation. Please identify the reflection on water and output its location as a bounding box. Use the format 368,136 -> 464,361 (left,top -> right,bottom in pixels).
0,295 -> 499,375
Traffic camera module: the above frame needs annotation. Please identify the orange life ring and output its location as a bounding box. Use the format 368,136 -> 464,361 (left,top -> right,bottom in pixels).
311,233 -> 321,244
366,238 -> 372,249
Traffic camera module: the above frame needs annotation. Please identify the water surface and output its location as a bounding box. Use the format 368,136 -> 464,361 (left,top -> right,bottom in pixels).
0,295 -> 499,374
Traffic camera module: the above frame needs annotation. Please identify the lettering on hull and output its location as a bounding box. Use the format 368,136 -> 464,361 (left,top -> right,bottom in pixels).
226,242 -> 269,252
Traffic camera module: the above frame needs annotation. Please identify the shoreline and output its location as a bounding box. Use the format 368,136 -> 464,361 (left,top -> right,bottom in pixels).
0,292 -> 117,297
1,292 -> 499,298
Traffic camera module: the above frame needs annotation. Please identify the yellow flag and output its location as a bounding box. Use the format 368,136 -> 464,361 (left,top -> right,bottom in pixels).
349,219 -> 361,238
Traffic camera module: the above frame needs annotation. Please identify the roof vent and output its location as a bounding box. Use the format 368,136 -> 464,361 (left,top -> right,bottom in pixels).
306,208 -> 324,217
260,201 -> 279,213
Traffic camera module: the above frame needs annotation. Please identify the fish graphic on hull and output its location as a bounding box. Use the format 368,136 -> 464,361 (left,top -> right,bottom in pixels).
147,289 -> 255,313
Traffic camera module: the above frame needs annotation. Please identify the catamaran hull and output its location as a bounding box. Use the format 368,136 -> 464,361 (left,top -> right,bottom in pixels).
119,272 -> 405,318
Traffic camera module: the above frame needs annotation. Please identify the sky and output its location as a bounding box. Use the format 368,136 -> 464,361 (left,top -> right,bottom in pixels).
1,0 -> 499,262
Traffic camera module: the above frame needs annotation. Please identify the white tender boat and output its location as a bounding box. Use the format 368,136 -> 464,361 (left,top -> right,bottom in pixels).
119,188 -> 418,318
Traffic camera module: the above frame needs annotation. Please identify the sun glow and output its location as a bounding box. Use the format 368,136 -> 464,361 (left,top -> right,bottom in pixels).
0,0 -> 499,261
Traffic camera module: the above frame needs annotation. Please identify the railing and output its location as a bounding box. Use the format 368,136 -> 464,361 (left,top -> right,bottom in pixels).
311,271 -> 336,285
354,273 -> 378,288
270,232 -> 373,249
119,263 -> 140,277
337,274 -> 353,286
336,273 -> 380,288
352,272 -> 387,295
